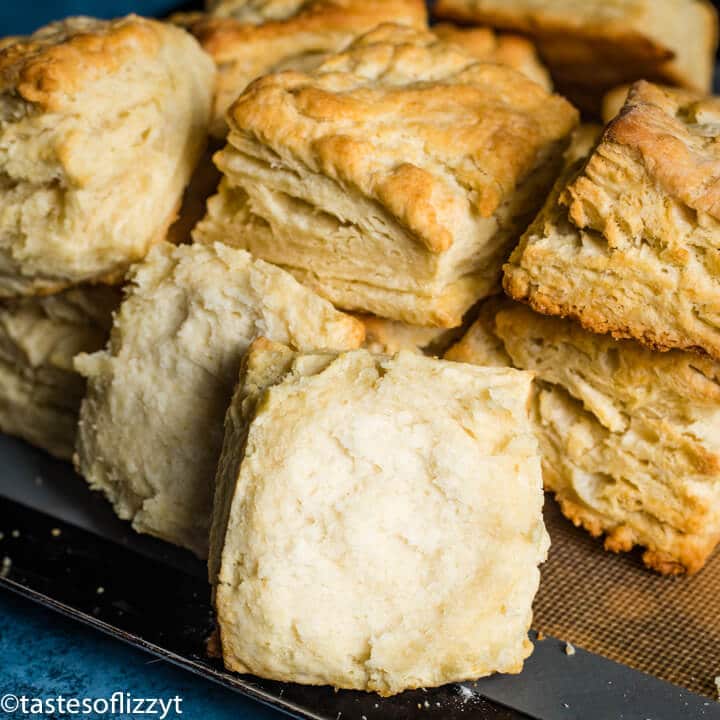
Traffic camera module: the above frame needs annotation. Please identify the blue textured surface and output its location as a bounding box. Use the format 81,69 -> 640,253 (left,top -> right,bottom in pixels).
0,589 -> 281,719
2,2 -> 182,35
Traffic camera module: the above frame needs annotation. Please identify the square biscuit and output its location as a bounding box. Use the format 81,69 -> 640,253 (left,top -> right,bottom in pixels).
193,23 -> 578,327
74,241 -> 363,558
180,1 -> 427,137
505,81 -> 720,361
434,0 -> 717,114
211,340 -> 547,694
446,299 -> 720,575
0,16 -> 215,296
0,286 -> 120,460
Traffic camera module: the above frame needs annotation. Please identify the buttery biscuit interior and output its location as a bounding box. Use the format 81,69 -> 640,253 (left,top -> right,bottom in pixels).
446,299 -> 720,575
74,241 -> 364,558
211,339 -> 547,694
194,23 -> 578,327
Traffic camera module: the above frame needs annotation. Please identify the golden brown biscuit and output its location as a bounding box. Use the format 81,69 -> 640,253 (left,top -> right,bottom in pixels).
433,23 -> 551,90
75,241 -> 364,557
181,1 -> 427,136
211,339 -> 547,694
0,286 -> 120,460
434,0 -> 718,115
0,16 -> 214,296
505,81 -> 720,361
194,23 -> 578,327
446,299 -> 720,575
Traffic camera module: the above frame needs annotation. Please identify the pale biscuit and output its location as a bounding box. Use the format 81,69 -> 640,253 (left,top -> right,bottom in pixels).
0,286 -> 120,459
0,16 -> 214,295
211,340 -> 547,694
434,0 -> 717,115
446,299 -> 720,574
181,1 -> 427,137
194,23 -> 577,327
75,241 -> 364,557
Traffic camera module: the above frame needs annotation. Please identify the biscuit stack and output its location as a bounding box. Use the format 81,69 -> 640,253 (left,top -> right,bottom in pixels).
0,15 -> 214,458
2,0 -> 720,699
447,82 -> 720,576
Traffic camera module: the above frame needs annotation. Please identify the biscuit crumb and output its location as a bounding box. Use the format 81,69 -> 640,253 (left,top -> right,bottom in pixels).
458,685 -> 475,702
565,642 -> 576,656
51,528 -> 61,537
536,631 -> 546,641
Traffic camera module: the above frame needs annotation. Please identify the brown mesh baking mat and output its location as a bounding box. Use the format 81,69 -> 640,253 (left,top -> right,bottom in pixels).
534,497 -> 720,699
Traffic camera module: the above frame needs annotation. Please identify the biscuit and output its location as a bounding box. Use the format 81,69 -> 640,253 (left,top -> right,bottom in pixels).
504,81 -> 720,361
0,16 -> 215,296
446,299 -> 720,574
0,285 -> 120,460
211,340 -> 547,694
181,1 -> 427,136
75,241 -> 364,557
358,315 -> 463,356
434,0 -> 717,115
194,24 -> 577,327
432,23 -> 551,90
601,82 -> 702,123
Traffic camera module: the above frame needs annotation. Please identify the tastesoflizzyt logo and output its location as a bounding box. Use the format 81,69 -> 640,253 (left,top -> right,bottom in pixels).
0,692 -> 182,718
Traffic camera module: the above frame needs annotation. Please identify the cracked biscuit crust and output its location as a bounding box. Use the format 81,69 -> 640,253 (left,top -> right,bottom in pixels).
194,23 -> 577,326
183,1 -> 427,137
74,241 -> 363,558
0,16 -> 214,295
505,81 -> 720,362
446,299 -> 720,574
212,340 -> 547,694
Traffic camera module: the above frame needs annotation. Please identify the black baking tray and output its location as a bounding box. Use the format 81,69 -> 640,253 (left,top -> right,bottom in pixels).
1,434 -> 719,720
